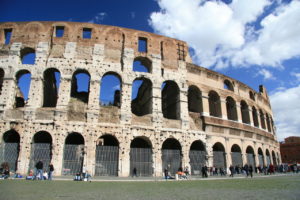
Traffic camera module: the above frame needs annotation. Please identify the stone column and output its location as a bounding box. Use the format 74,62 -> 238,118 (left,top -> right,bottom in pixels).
51,128 -> 65,176
118,128 -> 130,177
248,107 -> 254,126
85,134 -> 96,176
220,98 -> 227,119
120,81 -> 132,125
87,78 -> 100,123
153,140 -> 163,177
236,104 -> 243,123
201,92 -> 210,116
26,75 -> 43,108
0,77 -> 15,109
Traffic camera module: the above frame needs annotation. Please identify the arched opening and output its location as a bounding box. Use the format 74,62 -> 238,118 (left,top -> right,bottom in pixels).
260,110 -> 266,129
100,72 -> 121,107
21,47 -> 36,65
241,101 -> 250,124
249,91 -> 255,101
272,151 -> 277,166
231,144 -> 242,167
226,97 -> 237,121
133,57 -> 152,73
266,114 -> 272,132
130,137 -> 153,176
252,106 -> 259,127
246,146 -> 255,167
213,142 -> 226,169
29,131 -> 52,171
189,140 -> 206,175
162,138 -> 182,175
70,70 -> 90,103
188,85 -> 203,113
131,78 -> 152,116
43,68 -> 60,107
63,132 -> 85,175
266,149 -> 271,166
224,80 -> 234,91
0,68 -> 4,95
258,148 -> 264,167
0,130 -> 20,172
95,135 -> 119,176
162,81 -> 180,120
15,70 -> 31,108
209,91 -> 222,117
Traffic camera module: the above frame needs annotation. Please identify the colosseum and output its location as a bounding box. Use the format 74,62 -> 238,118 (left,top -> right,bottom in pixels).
0,21 -> 281,177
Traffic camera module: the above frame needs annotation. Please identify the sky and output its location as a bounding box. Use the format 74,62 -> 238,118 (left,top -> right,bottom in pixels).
1,0 -> 300,141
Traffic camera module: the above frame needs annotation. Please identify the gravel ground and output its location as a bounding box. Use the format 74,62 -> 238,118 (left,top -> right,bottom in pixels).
0,174 -> 299,200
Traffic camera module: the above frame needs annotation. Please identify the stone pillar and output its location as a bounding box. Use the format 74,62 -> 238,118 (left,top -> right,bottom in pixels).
153,141 -> 163,177
0,77 -> 15,109
85,134 -> 96,176
220,98 -> 227,119
87,78 -> 100,123
248,107 -> 254,126
17,127 -> 33,175
51,131 -> 64,176
118,128 -> 130,177
120,81 -> 132,125
206,137 -> 213,168
27,75 -> 43,108
201,92 -> 209,116
56,76 -> 71,109
236,104 -> 243,123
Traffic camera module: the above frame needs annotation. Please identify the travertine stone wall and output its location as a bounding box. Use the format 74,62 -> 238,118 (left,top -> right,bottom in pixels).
0,22 -> 280,176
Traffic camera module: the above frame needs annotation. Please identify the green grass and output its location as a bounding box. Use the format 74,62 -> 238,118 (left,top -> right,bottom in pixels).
0,175 -> 299,200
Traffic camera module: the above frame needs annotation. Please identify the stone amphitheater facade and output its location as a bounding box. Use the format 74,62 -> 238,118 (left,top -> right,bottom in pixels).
0,21 -> 281,177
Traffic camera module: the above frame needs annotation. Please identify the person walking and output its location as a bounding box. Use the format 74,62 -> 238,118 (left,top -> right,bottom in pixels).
35,160 -> 43,180
229,165 -> 234,177
48,163 -> 54,180
249,165 -> 253,178
244,164 -> 249,177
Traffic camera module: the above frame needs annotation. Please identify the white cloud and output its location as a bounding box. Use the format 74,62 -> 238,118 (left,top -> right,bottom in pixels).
88,12 -> 107,24
291,72 -> 300,82
270,85 -> 300,141
149,0 -> 300,69
257,69 -> 275,80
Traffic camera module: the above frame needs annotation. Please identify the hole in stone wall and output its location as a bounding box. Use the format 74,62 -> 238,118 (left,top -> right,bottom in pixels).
249,91 -> 255,101
131,137 -> 152,148
70,70 -> 90,103
0,68 -> 4,95
55,26 -> 64,37
4,29 -> 12,45
138,37 -> 147,53
190,140 -> 205,151
241,101 -> 250,124
224,80 -> 234,91
21,48 -> 36,65
213,142 -> 225,152
231,144 -> 241,152
133,57 -> 151,73
100,73 -> 121,107
252,106 -> 259,127
33,131 -> 52,143
43,68 -> 60,107
65,132 -> 84,145
15,70 -> 31,107
162,81 -> 180,120
188,85 -> 203,113
259,109 -> 266,129
82,28 -> 92,39
3,129 -> 20,143
97,135 -> 119,146
131,78 -> 152,116
208,91 -> 222,117
226,96 -> 237,121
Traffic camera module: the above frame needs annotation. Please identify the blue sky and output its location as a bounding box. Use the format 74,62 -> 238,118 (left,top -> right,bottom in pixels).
1,0 -> 300,141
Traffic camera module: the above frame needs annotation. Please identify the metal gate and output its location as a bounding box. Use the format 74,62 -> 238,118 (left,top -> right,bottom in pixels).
95,145 -> 119,176
258,154 -> 264,166
29,143 -> 52,171
162,149 -> 181,175
266,155 -> 271,166
213,151 -> 226,168
247,153 -> 255,167
0,143 -> 19,172
189,150 -> 206,175
130,148 -> 153,176
62,144 -> 84,175
231,152 -> 243,167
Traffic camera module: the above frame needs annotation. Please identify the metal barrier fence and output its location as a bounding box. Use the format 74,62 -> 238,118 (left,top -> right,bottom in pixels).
95,145 -> 119,176
246,153 -> 255,167
62,144 -> 84,175
130,147 -> 153,176
0,143 -> 19,172
162,149 -> 181,175
189,150 -> 206,175
213,151 -> 226,168
258,155 -> 264,166
266,155 -> 271,166
29,143 -> 52,172
231,152 -> 243,167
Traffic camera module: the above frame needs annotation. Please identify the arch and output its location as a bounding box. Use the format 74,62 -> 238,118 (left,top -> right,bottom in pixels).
259,109 -> 266,129
29,131 -> 53,171
100,72 -> 122,107
226,96 -> 237,121
265,149 -> 271,166
130,137 -> 153,176
133,57 -> 152,73
161,81 -> 180,120
0,130 -> 20,172
70,69 -> 90,103
257,148 -> 264,167
189,140 -> 206,175
162,138 -> 182,175
131,77 -> 152,116
95,134 -> 119,176
43,68 -> 60,107
224,80 -> 234,91
266,113 -> 272,132
188,85 -> 203,113
249,91 -> 255,101
241,101 -> 250,124
63,132 -> 85,175
231,144 -> 243,167
15,70 -> 31,107
272,151 -> 277,166
208,91 -> 222,117
252,106 -> 259,127
212,142 -> 226,168
246,146 -> 255,167
20,47 -> 36,65
0,68 -> 4,95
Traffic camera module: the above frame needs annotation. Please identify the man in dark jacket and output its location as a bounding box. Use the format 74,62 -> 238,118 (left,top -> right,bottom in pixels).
35,160 -> 43,180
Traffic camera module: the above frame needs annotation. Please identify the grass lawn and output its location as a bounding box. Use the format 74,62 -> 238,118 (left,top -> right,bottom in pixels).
0,175 -> 299,200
